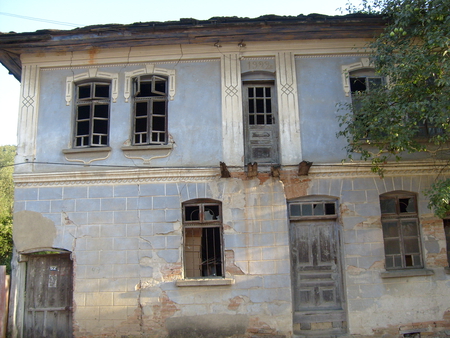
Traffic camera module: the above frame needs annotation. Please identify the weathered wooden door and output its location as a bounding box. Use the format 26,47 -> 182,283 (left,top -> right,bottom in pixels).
24,253 -> 73,338
290,220 -> 346,336
243,82 -> 279,164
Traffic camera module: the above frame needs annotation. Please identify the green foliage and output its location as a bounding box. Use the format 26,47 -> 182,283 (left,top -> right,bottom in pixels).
0,145 -> 15,273
337,0 -> 450,216
424,179 -> 450,218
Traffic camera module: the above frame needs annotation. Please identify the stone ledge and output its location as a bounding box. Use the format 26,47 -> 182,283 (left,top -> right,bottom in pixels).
380,268 -> 434,278
176,278 -> 234,287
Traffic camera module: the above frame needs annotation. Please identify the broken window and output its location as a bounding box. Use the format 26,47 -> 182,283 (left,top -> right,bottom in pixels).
289,201 -> 337,219
183,200 -> 223,278
74,82 -> 110,147
380,192 -> 423,270
133,75 -> 168,145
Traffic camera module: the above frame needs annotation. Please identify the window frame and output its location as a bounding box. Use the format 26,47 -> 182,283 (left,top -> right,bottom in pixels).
132,75 -> 169,146
182,199 -> 224,279
73,81 -> 111,148
380,191 -> 424,270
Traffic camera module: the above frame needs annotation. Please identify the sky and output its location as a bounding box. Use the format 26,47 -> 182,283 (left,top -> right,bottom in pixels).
0,0 -> 350,146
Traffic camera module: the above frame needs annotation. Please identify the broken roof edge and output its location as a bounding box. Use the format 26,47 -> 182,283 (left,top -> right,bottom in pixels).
1,13 -> 383,36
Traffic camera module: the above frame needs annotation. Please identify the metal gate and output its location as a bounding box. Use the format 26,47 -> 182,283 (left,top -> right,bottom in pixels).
24,253 -> 73,338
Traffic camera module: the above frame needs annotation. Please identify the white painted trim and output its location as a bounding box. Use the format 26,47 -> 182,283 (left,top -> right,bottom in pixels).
16,64 -> 40,166
65,68 -> 119,105
123,65 -> 176,102
341,57 -> 371,97
276,52 -> 302,165
221,54 -> 244,166
14,168 -> 220,187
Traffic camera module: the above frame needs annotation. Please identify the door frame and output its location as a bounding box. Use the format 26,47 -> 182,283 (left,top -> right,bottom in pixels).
288,196 -> 347,336
11,248 -> 73,338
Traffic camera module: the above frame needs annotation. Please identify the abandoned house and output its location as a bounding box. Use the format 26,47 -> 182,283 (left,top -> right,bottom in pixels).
0,13 -> 449,338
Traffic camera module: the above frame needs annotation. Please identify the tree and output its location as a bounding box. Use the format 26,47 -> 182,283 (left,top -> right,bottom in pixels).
337,0 -> 450,217
0,145 -> 15,273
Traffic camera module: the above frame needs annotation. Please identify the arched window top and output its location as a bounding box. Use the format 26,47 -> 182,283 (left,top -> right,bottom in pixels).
380,191 -> 417,216
182,199 -> 222,223
242,70 -> 275,83
66,68 -> 118,105
124,64 -> 175,102
341,57 -> 374,97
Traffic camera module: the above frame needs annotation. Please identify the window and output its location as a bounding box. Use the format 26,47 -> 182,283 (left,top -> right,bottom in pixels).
133,75 -> 168,145
380,192 -> 423,270
74,82 -> 110,147
242,73 -> 279,164
289,201 -> 337,219
183,200 -> 223,278
444,219 -> 450,267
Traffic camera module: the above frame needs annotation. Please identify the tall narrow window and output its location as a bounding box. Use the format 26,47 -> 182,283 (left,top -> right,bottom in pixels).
183,200 -> 223,278
133,75 -> 168,145
74,82 -> 110,147
242,75 -> 279,164
380,192 -> 423,270
443,219 -> 450,267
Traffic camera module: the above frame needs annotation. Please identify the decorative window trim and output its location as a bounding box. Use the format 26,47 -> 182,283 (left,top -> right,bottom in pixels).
341,57 -> 371,97
65,69 -> 119,105
124,65 -> 176,102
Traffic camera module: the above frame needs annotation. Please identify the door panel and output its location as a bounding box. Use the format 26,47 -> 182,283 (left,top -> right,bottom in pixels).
290,220 -> 346,336
243,84 -> 279,164
24,253 -> 73,338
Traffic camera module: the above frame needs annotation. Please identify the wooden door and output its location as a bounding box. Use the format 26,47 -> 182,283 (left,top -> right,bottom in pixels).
24,253 -> 73,338
243,83 -> 279,164
290,220 -> 346,336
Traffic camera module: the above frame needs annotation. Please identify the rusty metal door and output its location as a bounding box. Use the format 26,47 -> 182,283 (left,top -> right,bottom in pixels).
243,82 -> 279,164
290,220 -> 346,336
24,253 -> 73,338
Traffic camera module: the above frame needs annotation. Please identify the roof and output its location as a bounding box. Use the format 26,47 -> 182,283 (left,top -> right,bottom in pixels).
0,13 -> 385,81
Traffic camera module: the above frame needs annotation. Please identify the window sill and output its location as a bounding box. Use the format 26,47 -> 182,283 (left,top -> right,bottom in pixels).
121,144 -> 173,151
380,268 -> 434,279
176,278 -> 234,287
62,147 -> 112,165
63,147 -> 112,154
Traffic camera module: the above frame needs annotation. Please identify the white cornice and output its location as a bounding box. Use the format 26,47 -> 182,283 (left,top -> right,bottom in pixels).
13,162 -> 449,187
14,168 -> 220,187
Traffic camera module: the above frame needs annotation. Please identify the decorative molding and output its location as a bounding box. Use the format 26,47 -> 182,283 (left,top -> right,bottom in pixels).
124,65 -> 176,102
17,64 -> 40,165
221,53 -> 244,166
42,59 -> 218,72
295,53 -> 370,59
62,147 -> 112,165
276,52 -> 302,164
121,144 -> 174,165
341,57 -> 371,97
304,161 -> 450,179
65,69 -> 119,105
14,168 -> 220,187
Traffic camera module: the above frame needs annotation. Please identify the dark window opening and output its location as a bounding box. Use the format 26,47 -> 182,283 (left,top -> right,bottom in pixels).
290,201 -> 337,218
183,200 -> 223,278
74,82 -> 110,148
133,76 -> 168,145
444,219 -> 450,266
380,192 -> 423,270
247,85 -> 273,126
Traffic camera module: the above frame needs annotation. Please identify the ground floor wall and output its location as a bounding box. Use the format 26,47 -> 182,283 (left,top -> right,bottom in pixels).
8,167 -> 450,337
